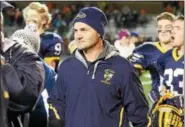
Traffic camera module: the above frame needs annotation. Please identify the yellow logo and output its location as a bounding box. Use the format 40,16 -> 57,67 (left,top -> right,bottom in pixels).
101,69 -> 115,85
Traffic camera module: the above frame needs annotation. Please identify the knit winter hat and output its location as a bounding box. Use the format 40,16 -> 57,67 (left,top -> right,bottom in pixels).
11,24 -> 40,53
73,7 -> 108,38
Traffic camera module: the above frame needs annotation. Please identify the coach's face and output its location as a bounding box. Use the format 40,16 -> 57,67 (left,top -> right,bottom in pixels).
74,22 -> 100,50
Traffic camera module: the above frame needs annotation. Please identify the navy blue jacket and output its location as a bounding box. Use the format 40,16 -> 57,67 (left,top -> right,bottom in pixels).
1,39 -> 44,127
29,59 -> 56,127
48,41 -> 149,127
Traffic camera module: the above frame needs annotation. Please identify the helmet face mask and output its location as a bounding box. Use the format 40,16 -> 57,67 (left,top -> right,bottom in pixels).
151,94 -> 184,127
151,104 -> 184,127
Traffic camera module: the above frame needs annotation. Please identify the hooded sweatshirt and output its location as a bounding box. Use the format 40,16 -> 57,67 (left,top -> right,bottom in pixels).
48,41 -> 149,127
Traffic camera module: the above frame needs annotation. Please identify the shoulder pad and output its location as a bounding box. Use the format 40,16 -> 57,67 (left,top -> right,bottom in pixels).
134,42 -> 157,54
159,49 -> 173,60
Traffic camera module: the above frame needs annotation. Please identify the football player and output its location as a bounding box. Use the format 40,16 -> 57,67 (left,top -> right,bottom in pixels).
23,2 -> 63,72
156,15 -> 184,96
150,15 -> 184,127
128,12 -> 176,102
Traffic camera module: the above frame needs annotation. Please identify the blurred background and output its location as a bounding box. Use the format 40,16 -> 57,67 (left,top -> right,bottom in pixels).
3,1 -> 184,42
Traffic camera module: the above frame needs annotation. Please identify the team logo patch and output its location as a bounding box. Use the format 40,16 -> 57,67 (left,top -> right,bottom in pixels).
101,69 -> 115,85
75,12 -> 86,19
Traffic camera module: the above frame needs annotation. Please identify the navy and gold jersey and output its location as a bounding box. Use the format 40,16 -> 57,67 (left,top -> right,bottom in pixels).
39,32 -> 63,60
129,42 -> 168,87
156,48 -> 184,96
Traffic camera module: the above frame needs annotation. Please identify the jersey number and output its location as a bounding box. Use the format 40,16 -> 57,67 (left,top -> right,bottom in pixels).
54,43 -> 62,55
164,68 -> 184,95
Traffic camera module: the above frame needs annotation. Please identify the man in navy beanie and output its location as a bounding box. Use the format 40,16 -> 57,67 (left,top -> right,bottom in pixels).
48,6 -> 150,127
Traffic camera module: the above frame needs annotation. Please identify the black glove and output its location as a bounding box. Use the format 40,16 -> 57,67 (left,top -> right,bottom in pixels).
48,119 -> 64,127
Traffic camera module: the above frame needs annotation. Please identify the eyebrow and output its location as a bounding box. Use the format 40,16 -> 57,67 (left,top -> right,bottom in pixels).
165,24 -> 172,27
157,25 -> 172,30
173,26 -> 181,29
73,27 -> 89,31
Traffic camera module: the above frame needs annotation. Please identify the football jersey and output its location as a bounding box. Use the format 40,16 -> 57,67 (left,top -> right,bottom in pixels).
156,48 -> 184,95
39,32 -> 63,60
129,42 -> 168,88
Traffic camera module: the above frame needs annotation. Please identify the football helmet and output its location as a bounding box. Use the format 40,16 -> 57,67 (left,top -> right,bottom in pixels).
151,93 -> 184,127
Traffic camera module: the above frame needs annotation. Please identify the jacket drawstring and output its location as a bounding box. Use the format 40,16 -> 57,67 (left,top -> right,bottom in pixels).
92,61 -> 101,79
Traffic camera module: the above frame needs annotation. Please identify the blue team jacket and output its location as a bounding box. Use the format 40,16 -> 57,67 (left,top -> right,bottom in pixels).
48,41 -> 149,127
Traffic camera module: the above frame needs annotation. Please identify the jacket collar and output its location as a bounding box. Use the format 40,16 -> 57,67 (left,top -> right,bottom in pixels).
75,40 -> 119,67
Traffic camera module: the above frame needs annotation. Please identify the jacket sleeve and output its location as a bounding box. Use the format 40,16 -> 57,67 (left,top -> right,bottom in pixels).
2,43 -> 45,112
128,48 -> 147,71
149,54 -> 166,103
0,72 -> 9,127
121,63 -> 150,127
48,64 -> 66,127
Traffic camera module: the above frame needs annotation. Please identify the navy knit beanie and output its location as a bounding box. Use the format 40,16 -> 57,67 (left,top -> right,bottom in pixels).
73,7 -> 108,38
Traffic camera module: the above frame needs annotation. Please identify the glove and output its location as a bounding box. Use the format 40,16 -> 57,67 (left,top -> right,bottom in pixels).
48,119 -> 64,127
